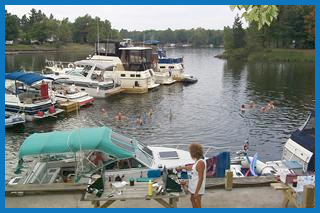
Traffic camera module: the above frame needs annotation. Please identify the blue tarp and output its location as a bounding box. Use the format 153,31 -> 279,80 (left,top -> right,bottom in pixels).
5,72 -> 53,86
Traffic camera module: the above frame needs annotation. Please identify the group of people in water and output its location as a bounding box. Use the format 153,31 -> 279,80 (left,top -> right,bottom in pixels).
100,108 -> 154,126
241,101 -> 275,113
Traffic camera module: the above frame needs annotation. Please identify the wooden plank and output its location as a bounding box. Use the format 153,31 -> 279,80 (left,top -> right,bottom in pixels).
271,182 -> 289,190
206,176 -> 277,189
154,198 -> 172,208
5,183 -> 87,194
106,87 -> 125,96
302,185 -> 315,208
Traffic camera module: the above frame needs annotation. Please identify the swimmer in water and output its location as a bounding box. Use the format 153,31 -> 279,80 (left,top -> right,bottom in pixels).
114,112 -> 127,121
260,107 -> 268,113
147,108 -> 154,118
136,115 -> 143,125
101,108 -> 108,117
241,104 -> 246,112
249,101 -> 256,109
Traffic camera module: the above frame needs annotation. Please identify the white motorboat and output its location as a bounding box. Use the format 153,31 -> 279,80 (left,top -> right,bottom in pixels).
5,72 -> 64,122
90,41 -> 160,93
5,112 -> 25,128
52,83 -> 95,107
42,59 -> 77,75
45,61 -> 120,98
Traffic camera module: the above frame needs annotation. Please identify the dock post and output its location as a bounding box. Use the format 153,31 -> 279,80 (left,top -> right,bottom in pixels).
302,185 -> 315,208
225,170 -> 233,191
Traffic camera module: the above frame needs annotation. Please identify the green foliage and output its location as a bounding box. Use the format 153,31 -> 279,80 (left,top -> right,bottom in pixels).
231,5 -> 279,30
5,10 -> 20,40
232,15 -> 246,48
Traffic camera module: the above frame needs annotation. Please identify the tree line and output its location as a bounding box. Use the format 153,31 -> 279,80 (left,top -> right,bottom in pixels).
5,8 -> 223,47
224,5 -> 315,51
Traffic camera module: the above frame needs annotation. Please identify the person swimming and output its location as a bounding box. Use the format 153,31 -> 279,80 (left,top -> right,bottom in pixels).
147,108 -> 154,118
101,108 -> 108,117
136,115 -> 143,125
249,101 -> 256,109
260,106 -> 268,113
114,112 -> 127,121
241,104 -> 246,112
267,101 -> 275,110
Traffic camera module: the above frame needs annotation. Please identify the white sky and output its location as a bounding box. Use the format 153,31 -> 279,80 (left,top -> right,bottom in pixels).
5,5 -> 246,31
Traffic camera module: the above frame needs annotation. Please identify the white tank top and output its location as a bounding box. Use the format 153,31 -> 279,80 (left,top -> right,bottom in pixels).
188,159 -> 206,195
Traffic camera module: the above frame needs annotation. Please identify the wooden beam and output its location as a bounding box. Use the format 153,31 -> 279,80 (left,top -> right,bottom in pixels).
303,185 -> 315,208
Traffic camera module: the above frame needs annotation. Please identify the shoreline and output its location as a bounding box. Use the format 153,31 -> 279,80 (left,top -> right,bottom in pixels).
5,43 -> 94,55
215,48 -> 315,63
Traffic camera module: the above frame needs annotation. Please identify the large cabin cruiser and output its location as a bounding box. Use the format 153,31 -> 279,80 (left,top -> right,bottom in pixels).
90,41 -> 160,93
5,72 -> 64,121
144,40 -> 185,82
45,61 -> 119,98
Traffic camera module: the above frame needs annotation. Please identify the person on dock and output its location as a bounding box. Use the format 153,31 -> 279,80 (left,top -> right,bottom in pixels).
176,143 -> 206,208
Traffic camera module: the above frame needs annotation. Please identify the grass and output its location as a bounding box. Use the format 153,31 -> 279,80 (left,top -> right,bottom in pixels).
248,48 -> 315,62
216,48 -> 315,62
5,43 -> 94,53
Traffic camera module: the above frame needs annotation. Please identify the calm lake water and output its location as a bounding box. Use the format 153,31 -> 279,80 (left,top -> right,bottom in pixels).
5,48 -> 315,180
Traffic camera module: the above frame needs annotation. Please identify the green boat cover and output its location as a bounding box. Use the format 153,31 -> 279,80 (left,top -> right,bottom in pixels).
19,127 -> 135,159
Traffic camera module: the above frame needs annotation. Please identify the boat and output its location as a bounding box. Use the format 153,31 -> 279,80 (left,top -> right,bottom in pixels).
44,61 -> 120,98
5,112 -> 25,128
5,72 -> 64,121
265,109 -> 315,175
42,59 -> 77,75
7,110 -> 315,186
182,74 -> 198,85
90,41 -> 160,93
9,126 -> 195,185
143,40 -> 186,82
51,82 -> 95,107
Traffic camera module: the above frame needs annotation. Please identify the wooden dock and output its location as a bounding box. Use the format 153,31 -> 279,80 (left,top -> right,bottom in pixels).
5,183 -> 87,196
58,101 -> 79,113
5,176 -> 277,196
205,176 -> 277,189
105,87 -> 125,96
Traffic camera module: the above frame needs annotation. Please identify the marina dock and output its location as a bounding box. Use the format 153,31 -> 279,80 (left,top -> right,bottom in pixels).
5,186 -> 288,208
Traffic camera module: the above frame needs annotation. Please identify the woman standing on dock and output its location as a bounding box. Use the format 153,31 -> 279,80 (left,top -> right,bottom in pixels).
177,143 -> 206,208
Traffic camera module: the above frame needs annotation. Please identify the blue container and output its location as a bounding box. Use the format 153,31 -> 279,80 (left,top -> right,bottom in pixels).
147,169 -> 161,178
215,152 -> 231,178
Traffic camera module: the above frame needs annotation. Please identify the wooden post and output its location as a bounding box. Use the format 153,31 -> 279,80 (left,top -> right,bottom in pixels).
303,185 -> 315,208
225,170 -> 233,191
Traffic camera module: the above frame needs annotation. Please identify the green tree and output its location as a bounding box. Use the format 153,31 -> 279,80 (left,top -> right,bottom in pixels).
223,26 -> 233,50
232,15 -> 246,48
5,10 -> 20,40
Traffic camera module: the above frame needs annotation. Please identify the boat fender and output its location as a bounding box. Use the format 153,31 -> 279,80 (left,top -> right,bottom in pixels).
68,63 -> 75,69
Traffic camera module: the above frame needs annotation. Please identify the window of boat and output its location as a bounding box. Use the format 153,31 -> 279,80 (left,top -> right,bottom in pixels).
130,74 -> 135,77
105,158 -> 146,170
169,66 -> 175,69
81,65 -> 92,77
121,74 -> 126,77
111,132 -> 135,153
136,74 -> 141,77
160,66 -> 166,69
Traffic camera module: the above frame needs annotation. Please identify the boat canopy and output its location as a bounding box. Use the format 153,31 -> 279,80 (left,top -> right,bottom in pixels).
290,109 -> 315,171
19,127 -> 136,160
74,60 -> 114,70
5,72 -> 54,86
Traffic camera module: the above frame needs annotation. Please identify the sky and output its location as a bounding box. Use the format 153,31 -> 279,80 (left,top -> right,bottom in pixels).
5,5 -> 246,31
